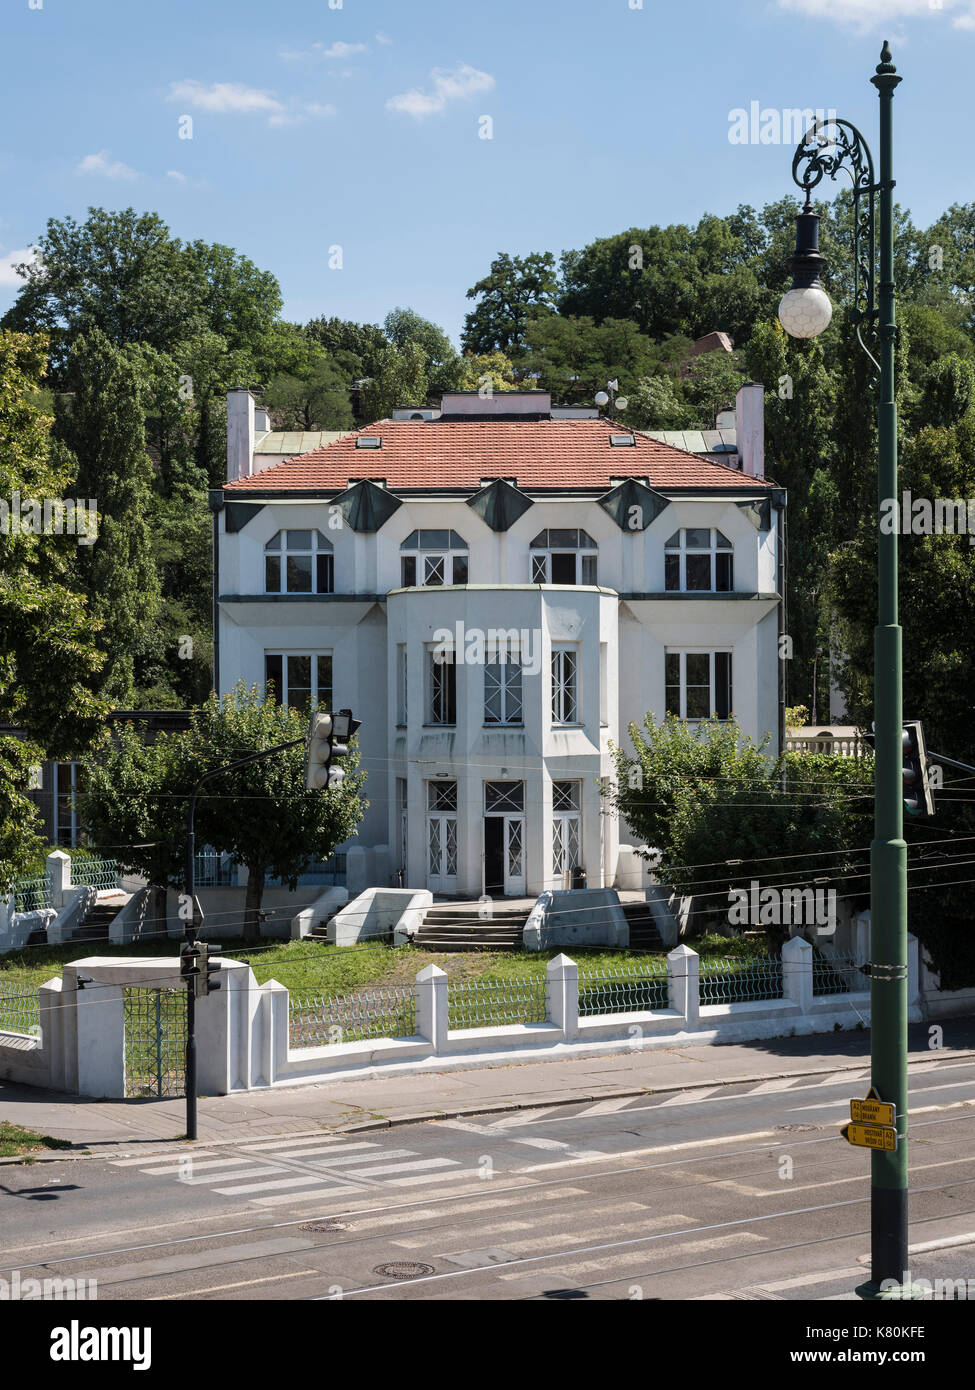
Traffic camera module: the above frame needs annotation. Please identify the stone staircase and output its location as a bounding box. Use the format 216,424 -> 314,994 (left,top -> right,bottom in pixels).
71,896 -> 128,944
414,902 -> 528,952
620,898 -> 665,953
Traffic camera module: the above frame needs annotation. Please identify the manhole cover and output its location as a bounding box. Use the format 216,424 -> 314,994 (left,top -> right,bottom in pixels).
300,1221 -> 350,1233
775,1124 -> 818,1133
373,1262 -> 435,1278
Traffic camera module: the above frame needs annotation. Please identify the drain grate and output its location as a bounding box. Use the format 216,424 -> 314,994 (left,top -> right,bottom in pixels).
373,1262 -> 435,1278
300,1221 -> 350,1233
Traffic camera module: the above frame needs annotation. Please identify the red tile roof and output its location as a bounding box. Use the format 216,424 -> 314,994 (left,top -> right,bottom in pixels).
224,417 -> 773,493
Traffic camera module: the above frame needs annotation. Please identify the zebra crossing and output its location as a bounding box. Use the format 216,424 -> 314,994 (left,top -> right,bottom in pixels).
110,1132 -> 491,1207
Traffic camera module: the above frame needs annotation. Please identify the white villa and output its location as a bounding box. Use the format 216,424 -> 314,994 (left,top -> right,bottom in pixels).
215,386 -> 784,898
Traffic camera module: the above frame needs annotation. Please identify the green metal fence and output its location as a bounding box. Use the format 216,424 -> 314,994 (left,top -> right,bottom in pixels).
699,956 -> 783,1005
290,987 -> 416,1046
0,978 -> 41,1036
448,977 -> 547,1029
578,964 -> 669,1015
123,988 -> 186,1098
813,953 -> 867,996
11,876 -> 49,914
70,857 -> 121,893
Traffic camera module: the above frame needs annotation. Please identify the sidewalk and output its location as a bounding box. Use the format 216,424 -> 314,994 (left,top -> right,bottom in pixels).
3,1017 -> 973,1159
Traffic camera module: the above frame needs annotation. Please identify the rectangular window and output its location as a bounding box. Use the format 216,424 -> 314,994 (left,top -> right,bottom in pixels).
427,648 -> 456,725
715,552 -> 733,592
428,780 -> 457,811
484,654 -> 523,726
397,644 -> 408,725
485,781 -> 524,813
664,554 -> 680,591
451,553 -> 469,585
424,554 -> 445,586
265,652 -> 332,711
551,647 -> 578,724
581,553 -> 598,586
265,555 -> 281,592
316,553 -> 335,594
550,552 -> 576,584
286,553 -> 313,593
664,651 -> 733,721
401,555 -> 417,587
531,554 -> 547,584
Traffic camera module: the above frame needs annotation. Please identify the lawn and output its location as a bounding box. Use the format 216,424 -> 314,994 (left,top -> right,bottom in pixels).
0,1122 -> 72,1158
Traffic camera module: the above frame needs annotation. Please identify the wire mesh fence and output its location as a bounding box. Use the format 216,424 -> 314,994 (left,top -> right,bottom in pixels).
123,988 -> 187,1099
70,857 -> 121,893
0,977 -> 41,1036
11,876 -> 49,914
813,953 -> 868,996
290,986 -> 416,1046
448,977 -> 548,1029
699,956 -> 783,1005
578,964 -> 669,1015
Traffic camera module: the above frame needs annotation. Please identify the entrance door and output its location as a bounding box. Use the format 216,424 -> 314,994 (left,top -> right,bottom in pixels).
484,781 -> 526,897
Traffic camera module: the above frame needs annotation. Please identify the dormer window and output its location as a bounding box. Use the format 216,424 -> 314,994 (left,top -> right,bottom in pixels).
355,436 -> 382,449
400,529 -> 469,587
264,530 -> 334,594
664,528 -> 733,592
609,434 -> 635,446
530,528 -> 598,585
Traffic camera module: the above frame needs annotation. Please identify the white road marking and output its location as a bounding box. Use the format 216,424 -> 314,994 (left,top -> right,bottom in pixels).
749,1077 -> 804,1095
243,1141 -> 380,1160
304,1148 -> 420,1169
214,1174 -> 340,1196
509,1136 -> 606,1158
140,1157 -> 286,1176
656,1087 -> 720,1105
579,1096 -> 642,1116
348,1157 -> 461,1178
486,1108 -> 560,1128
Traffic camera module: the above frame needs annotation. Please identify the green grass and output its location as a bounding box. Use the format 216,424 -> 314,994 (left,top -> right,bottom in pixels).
0,1122 -> 72,1158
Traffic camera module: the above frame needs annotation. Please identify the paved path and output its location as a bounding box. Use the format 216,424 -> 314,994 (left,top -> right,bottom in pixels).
3,1016 -> 973,1157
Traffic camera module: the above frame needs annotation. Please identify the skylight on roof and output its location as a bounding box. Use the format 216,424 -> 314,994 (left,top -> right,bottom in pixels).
609,434 -> 635,446
355,436 -> 382,449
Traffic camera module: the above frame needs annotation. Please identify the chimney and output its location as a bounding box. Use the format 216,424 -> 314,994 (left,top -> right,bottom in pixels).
735,382 -> 765,479
227,389 -> 255,482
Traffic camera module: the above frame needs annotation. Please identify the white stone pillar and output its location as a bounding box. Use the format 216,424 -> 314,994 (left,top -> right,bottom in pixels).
782,935 -> 813,1014
46,850 -> 72,911
668,943 -> 699,1025
546,953 -> 578,1040
415,964 -> 447,1051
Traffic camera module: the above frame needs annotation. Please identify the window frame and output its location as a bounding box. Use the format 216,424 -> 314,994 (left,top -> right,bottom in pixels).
551,645 -> 579,725
664,649 -> 733,721
483,651 -> 524,727
530,528 -> 598,587
400,530 -> 469,588
664,528 -> 733,594
425,645 -> 457,726
264,650 -> 334,713
264,530 -> 335,595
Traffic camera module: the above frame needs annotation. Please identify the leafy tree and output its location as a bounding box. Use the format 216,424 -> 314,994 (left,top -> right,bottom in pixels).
455,350 -> 520,393
605,714 -> 872,939
623,374 -> 691,430
81,684 -> 366,942
263,359 -> 355,431
0,332 -> 106,888
384,307 -> 460,395
303,316 -> 388,380
360,342 -> 428,420
462,252 -> 559,355
57,330 -> 162,704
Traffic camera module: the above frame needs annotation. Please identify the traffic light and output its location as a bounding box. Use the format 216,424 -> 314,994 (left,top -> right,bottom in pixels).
198,943 -> 222,997
179,940 -> 200,990
322,708 -> 360,790
902,720 -> 936,818
862,721 -> 936,818
305,709 -> 360,790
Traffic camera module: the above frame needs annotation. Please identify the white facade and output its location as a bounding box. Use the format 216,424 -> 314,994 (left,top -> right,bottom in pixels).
216,391 -> 783,898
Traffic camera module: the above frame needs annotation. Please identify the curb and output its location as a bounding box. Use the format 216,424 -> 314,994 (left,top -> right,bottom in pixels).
5,1046 -> 972,1161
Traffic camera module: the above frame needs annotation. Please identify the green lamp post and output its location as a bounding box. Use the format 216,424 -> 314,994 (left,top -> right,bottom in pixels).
777,42 -> 915,1300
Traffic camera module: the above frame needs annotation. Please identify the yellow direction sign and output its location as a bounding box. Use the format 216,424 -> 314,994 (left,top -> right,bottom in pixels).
841,1122 -> 897,1152
850,1086 -> 896,1128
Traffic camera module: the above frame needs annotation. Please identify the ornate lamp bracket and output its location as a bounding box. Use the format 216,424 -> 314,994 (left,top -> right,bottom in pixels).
791,118 -> 880,372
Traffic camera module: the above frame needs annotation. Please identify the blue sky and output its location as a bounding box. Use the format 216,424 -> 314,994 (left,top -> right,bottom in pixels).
1,0 -> 973,346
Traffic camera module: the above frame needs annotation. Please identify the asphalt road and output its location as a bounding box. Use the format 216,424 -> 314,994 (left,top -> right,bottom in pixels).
3,1053 -> 975,1302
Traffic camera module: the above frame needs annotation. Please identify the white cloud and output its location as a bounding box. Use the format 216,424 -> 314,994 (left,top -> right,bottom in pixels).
76,150 -> 138,180
774,0 -> 975,31
304,101 -> 338,118
0,247 -> 36,287
386,62 -> 495,119
166,170 -> 187,182
280,39 -> 368,60
166,79 -> 284,114
376,32 -> 393,46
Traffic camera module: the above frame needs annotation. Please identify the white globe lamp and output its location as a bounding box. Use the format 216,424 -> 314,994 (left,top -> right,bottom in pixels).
779,200 -> 833,340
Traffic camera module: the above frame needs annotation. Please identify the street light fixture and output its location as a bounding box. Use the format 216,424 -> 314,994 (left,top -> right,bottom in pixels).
777,41 -> 916,1301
